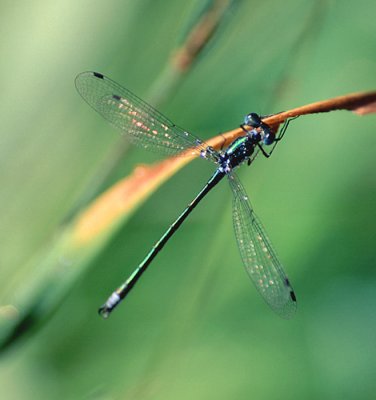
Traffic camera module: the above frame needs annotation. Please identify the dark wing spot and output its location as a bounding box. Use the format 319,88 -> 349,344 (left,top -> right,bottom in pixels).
290,290 -> 297,302
112,94 -> 121,101
93,72 -> 104,79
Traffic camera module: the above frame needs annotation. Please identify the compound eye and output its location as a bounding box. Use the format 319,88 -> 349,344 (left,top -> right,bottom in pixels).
244,112 -> 262,128
263,129 -> 275,145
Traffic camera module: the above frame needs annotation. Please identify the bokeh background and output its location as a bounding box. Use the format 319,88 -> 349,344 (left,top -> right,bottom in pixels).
0,0 -> 375,399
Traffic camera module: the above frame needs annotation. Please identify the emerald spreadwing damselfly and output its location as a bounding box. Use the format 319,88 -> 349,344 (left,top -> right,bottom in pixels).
75,72 -> 297,319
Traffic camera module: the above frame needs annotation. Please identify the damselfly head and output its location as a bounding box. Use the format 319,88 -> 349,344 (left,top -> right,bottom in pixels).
244,112 -> 262,128
262,126 -> 275,145
247,128 -> 261,142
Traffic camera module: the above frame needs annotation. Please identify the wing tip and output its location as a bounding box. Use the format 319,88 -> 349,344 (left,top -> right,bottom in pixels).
75,71 -> 104,85
93,71 -> 104,79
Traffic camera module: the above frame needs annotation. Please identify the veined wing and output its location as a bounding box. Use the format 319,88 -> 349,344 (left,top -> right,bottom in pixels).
228,172 -> 297,318
75,72 -> 214,158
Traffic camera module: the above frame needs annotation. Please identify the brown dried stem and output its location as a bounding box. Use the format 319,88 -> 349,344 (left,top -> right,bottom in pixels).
73,90 -> 376,244
193,90 -> 376,151
172,0 -> 231,71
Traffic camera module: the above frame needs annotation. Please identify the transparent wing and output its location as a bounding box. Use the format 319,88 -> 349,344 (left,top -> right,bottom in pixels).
248,147 -> 260,165
228,172 -> 297,318
75,71 -> 216,159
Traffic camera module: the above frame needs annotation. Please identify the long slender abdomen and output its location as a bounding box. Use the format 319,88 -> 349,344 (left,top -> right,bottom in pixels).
99,169 -> 226,318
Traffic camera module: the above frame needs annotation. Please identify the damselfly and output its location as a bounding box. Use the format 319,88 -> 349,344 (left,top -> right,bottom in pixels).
75,72 -> 297,319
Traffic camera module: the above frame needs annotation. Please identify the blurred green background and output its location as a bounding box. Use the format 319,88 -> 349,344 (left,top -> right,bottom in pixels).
0,0 -> 375,399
